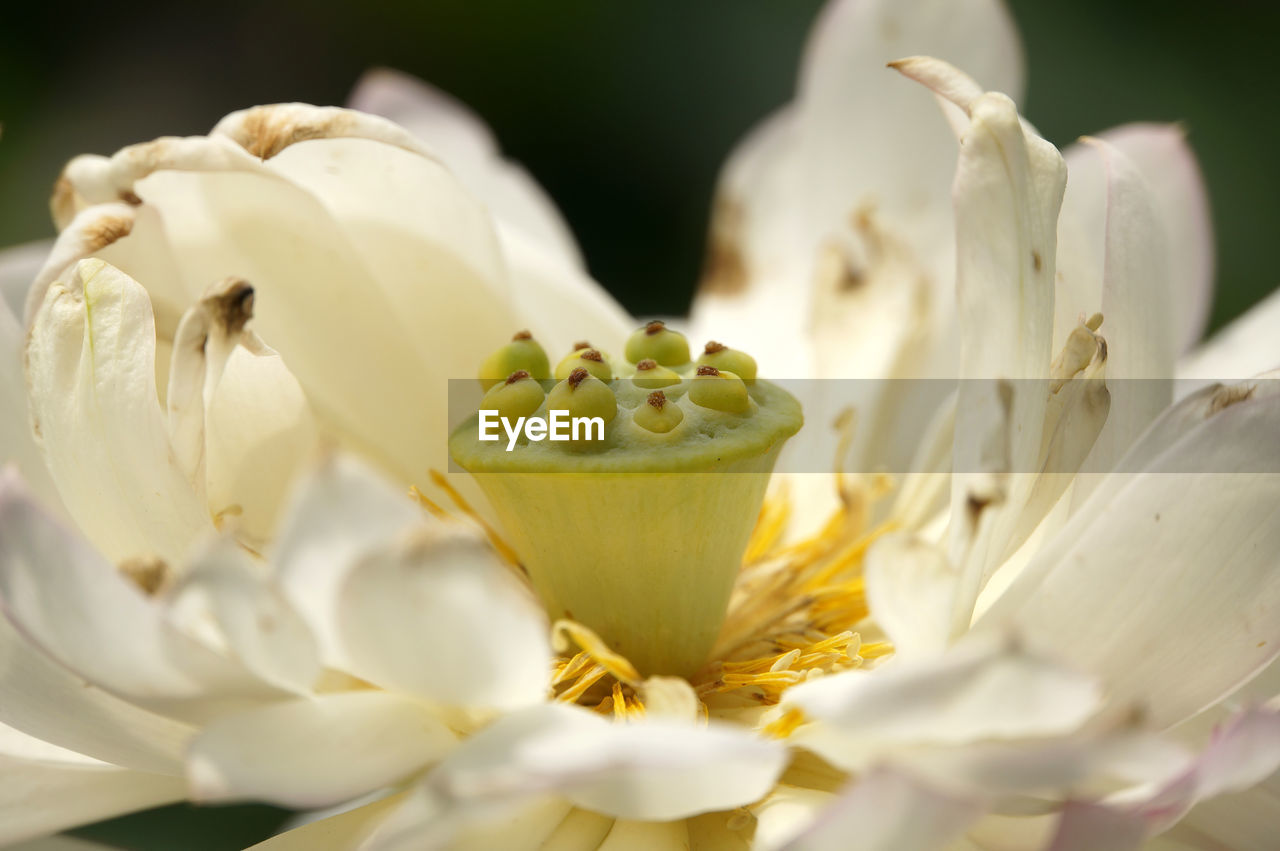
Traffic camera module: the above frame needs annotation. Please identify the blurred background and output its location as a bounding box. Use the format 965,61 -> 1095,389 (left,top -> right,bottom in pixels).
1,0 -> 1276,846
3,0 -> 1279,333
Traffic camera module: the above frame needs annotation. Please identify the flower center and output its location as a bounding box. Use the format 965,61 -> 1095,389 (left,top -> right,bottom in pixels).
449,327 -> 802,676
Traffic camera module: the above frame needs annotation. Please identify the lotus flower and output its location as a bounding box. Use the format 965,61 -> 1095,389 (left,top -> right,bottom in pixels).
2,0 -> 1279,849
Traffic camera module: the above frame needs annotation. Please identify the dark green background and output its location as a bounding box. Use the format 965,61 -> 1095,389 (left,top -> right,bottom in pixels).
1,1 -> 1275,847
3,0 -> 1278,333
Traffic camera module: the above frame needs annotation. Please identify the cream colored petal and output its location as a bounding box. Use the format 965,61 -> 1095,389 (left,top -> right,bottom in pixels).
167,538 -> 321,695
336,522 -> 550,711
187,691 -> 456,808
752,785 -> 837,851
0,754 -> 183,846
1060,124 -> 1213,357
692,0 -> 1022,379
0,610 -> 192,775
863,533 -> 957,658
978,380 -> 1280,728
246,792 -> 408,850
777,766 -> 982,851
497,223 -> 632,357
1178,287 -> 1280,393
897,58 -> 1066,635
0,240 -> 49,323
1,305 -> 63,517
203,338 -> 319,548
388,703 -> 786,842
348,68 -> 585,269
0,471 -> 282,721
1075,139 -> 1174,482
784,639 -> 1101,772
24,259 -> 212,565
271,454 -> 424,669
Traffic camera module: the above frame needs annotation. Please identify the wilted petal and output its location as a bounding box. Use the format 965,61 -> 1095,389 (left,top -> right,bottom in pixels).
978,380 -> 1280,727
24,259 -> 212,565
348,68 -> 585,270
337,522 -> 550,711
784,638 -> 1101,771
774,766 -> 981,851
187,691 -> 455,808
272,454 -> 424,668
0,472 -> 281,720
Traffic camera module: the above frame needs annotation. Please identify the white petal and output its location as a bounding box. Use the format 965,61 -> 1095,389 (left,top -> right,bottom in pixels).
406,703 -> 787,832
777,766 -> 981,851
1178,286 -> 1280,392
0,611 -> 192,774
187,691 -> 455,808
337,522 -> 550,710
597,820 -> 689,850
1,300 -> 64,517
904,60 -> 1066,633
863,533 -> 957,658
1074,139 -> 1174,480
1043,802 -> 1146,851
784,638 -> 1101,771
24,259 -> 212,565
0,754 -> 182,846
347,68 -> 585,270
497,223 -> 632,356
1096,125 -> 1213,354
272,454 -> 424,669
0,240 -> 49,327
168,538 -> 321,694
203,340 -> 319,548
692,0 -> 1023,378
977,381 -> 1280,727
0,472 -> 281,720
752,785 -> 837,851
245,793 -> 408,850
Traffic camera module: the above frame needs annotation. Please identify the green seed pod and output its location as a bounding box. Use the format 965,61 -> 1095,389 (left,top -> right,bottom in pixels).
689,365 -> 750,413
479,330 -> 552,389
546,367 -> 618,424
697,341 -> 757,383
631,358 -> 682,389
554,347 -> 613,382
633,390 -> 684,434
625,320 -> 690,366
480,370 -> 546,420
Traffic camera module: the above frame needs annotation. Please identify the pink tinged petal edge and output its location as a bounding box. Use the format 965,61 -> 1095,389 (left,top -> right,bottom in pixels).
776,765 -> 983,851
1046,707 -> 1280,850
